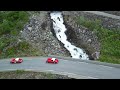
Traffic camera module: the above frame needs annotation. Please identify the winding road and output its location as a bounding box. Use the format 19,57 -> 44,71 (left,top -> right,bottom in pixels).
0,11 -> 120,79
0,56 -> 120,79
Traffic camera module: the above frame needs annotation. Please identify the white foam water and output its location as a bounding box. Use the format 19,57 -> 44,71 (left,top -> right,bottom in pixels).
50,12 -> 89,60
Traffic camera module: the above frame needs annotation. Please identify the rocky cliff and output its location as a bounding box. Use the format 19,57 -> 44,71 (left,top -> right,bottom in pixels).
62,11 -> 100,60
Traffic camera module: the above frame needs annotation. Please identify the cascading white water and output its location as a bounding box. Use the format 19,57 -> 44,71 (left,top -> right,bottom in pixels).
50,12 -> 89,60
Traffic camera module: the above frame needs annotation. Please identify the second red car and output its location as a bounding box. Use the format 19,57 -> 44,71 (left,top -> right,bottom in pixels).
46,58 -> 59,64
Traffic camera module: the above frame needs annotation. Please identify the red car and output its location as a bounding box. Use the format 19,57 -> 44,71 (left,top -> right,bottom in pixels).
46,58 -> 59,64
10,58 -> 23,64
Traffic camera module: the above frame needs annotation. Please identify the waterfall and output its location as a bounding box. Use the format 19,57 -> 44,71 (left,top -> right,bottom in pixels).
50,11 -> 89,60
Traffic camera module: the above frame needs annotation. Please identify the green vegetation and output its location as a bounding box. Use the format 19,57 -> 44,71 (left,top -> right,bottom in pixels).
15,70 -> 25,74
0,11 -> 29,36
0,11 -> 45,59
0,70 -> 72,79
77,16 -> 120,64
0,38 -> 45,59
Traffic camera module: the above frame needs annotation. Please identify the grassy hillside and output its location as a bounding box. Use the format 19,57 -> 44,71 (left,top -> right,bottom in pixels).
0,11 -> 44,59
77,16 -> 120,64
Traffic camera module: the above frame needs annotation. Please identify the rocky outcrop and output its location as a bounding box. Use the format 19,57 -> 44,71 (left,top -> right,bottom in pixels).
20,11 -> 70,57
62,11 -> 101,60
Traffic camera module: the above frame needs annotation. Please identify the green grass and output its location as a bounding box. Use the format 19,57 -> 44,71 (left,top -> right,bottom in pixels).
15,70 -> 25,74
0,39 -> 45,59
0,11 -> 29,36
0,11 -> 45,59
76,16 -> 120,64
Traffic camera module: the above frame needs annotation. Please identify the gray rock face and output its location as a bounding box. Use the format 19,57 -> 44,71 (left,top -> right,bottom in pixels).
21,11 -> 70,57
62,11 -> 101,60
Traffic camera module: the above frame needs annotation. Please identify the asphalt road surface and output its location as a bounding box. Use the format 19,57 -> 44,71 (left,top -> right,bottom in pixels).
0,57 -> 120,79
83,11 -> 120,20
